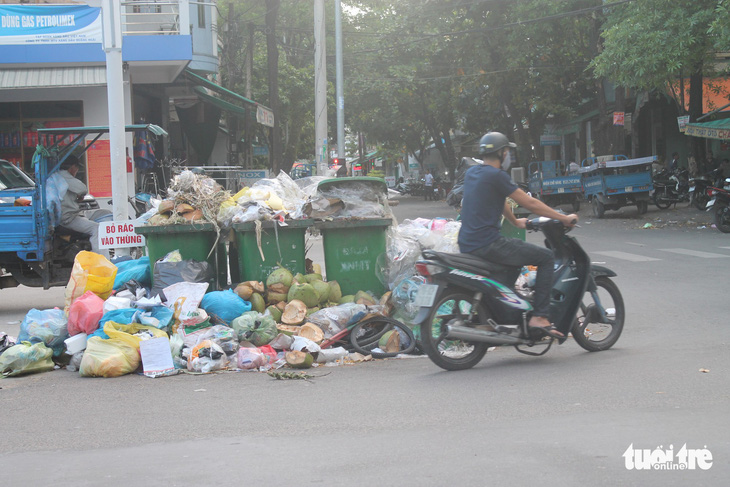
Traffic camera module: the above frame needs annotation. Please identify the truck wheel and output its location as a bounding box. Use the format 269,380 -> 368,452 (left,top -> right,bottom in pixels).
592,198 -> 605,218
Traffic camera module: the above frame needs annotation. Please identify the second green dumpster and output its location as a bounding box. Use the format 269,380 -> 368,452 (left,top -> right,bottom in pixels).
231,219 -> 313,283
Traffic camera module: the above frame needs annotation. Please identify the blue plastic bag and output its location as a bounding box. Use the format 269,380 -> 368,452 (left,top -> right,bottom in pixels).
200,290 -> 251,325
17,308 -> 68,357
98,306 -> 174,330
99,308 -> 138,329
113,257 -> 151,290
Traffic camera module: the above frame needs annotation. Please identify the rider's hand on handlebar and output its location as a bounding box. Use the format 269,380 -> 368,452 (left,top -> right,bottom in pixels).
515,218 -> 528,229
561,213 -> 579,227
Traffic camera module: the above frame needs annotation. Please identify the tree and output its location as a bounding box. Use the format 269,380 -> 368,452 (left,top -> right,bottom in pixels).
590,0 -> 722,157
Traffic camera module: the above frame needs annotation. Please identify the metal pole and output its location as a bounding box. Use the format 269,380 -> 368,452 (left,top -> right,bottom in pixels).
102,0 -> 129,223
335,0 -> 345,161
314,0 -> 328,175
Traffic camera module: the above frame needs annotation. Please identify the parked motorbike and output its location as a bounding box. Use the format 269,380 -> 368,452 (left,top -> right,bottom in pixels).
653,168 -> 690,209
689,167 -> 724,210
706,178 -> 730,233
394,181 -> 412,195
412,217 -> 624,371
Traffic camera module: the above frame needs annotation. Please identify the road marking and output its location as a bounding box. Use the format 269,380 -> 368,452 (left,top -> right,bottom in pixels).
592,251 -> 660,262
658,248 -> 730,258
625,242 -> 645,247
720,246 -> 730,250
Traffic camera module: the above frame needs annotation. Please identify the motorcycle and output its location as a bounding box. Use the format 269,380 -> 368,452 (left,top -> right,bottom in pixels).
412,217 -> 624,371
653,168 -> 690,209
706,178 -> 730,233
689,167 -> 724,210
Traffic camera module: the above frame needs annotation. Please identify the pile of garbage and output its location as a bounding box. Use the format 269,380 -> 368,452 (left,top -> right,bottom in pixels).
142,170 -> 393,229
0,249 -> 411,379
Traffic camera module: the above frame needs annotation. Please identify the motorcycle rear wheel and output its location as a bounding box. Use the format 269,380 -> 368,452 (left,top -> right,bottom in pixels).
714,205 -> 730,233
420,291 -> 490,371
571,276 -> 625,351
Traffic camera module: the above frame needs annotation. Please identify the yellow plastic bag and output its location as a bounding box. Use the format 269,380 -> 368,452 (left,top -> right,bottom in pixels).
79,337 -> 140,378
64,251 -> 118,311
103,321 -> 169,350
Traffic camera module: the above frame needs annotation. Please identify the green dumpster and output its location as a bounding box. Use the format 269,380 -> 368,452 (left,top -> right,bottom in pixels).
315,177 -> 391,297
231,219 -> 313,283
316,218 -> 392,297
135,222 -> 224,291
500,207 -> 530,241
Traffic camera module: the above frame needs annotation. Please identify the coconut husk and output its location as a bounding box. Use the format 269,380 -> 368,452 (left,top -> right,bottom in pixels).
158,200 -> 175,214
299,323 -> 324,344
235,282 -> 254,300
285,350 -> 313,369
276,324 -> 301,336
176,203 -> 194,214
281,300 -> 307,325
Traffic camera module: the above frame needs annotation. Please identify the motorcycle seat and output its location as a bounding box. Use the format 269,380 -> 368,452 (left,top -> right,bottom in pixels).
422,250 -> 516,275
55,226 -> 91,240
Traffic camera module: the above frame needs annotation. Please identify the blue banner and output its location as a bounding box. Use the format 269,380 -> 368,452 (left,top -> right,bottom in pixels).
0,5 -> 102,44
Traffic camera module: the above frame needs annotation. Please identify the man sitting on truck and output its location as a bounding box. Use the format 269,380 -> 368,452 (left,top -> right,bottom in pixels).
59,155 -> 110,259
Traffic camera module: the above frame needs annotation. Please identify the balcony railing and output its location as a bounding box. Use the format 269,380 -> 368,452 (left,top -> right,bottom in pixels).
121,0 -> 190,36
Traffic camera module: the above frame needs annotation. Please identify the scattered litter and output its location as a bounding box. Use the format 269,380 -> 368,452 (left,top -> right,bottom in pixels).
699,368 -> 710,373
642,223 -> 653,229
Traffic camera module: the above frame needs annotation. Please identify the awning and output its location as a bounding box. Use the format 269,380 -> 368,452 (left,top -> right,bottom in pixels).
684,118 -> 730,140
551,109 -> 600,136
0,66 -> 106,89
184,68 -> 274,127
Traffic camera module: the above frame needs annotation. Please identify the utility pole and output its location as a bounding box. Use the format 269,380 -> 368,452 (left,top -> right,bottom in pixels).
265,0 -> 282,172
314,0 -> 328,175
101,0 -> 128,223
335,0 -> 345,162
225,3 -> 240,166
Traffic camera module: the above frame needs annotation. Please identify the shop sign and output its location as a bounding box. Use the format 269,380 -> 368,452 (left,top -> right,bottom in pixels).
540,134 -> 561,146
99,221 -> 145,249
237,169 -> 269,187
0,5 -> 102,45
256,106 -> 275,128
677,115 -> 690,133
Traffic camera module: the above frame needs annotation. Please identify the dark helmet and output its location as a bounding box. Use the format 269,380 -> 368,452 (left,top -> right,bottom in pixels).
478,132 -> 516,156
59,154 -> 81,170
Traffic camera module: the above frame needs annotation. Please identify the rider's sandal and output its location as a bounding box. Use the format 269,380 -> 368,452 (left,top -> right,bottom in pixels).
528,325 -> 564,339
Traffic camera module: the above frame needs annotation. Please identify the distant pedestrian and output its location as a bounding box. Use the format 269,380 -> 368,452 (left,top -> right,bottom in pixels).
669,152 -> 680,172
424,170 -> 434,200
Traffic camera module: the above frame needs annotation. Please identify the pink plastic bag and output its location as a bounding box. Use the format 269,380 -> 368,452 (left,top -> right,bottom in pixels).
237,347 -> 266,369
67,291 -> 105,336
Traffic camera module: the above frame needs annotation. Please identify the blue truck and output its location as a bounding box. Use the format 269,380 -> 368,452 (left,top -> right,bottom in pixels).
528,160 -> 583,212
580,155 -> 655,218
0,124 -> 162,290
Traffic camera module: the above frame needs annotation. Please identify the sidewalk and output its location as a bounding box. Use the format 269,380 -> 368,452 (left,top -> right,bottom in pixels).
576,201 -> 716,231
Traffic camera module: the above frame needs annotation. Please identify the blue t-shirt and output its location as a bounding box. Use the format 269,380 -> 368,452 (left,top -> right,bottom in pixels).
457,164 -> 518,253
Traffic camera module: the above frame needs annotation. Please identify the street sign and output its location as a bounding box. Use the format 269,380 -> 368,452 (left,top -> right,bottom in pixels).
99,220 -> 145,249
237,169 -> 269,187
253,146 -> 269,156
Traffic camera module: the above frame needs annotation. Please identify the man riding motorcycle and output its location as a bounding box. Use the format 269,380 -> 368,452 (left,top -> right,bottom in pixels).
457,132 -> 577,338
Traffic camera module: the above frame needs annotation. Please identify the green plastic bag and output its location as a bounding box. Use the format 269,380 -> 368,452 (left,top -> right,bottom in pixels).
231,312 -> 277,346
0,342 -> 54,378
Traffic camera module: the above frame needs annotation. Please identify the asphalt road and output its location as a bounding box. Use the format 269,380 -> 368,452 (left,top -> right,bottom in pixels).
1,196 -> 728,486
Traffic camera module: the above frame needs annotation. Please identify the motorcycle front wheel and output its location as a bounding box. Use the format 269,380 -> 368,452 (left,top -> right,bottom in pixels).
714,205 -> 730,233
420,291 -> 491,371
572,276 -> 625,351
653,189 -> 672,209
692,190 -> 710,210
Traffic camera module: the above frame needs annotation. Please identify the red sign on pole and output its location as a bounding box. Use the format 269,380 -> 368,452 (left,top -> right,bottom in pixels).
613,112 -> 625,126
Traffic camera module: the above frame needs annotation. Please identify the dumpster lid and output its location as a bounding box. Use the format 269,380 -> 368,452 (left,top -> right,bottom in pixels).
232,219 -> 313,231
317,176 -> 387,194
314,217 -> 393,229
135,222 -> 216,234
